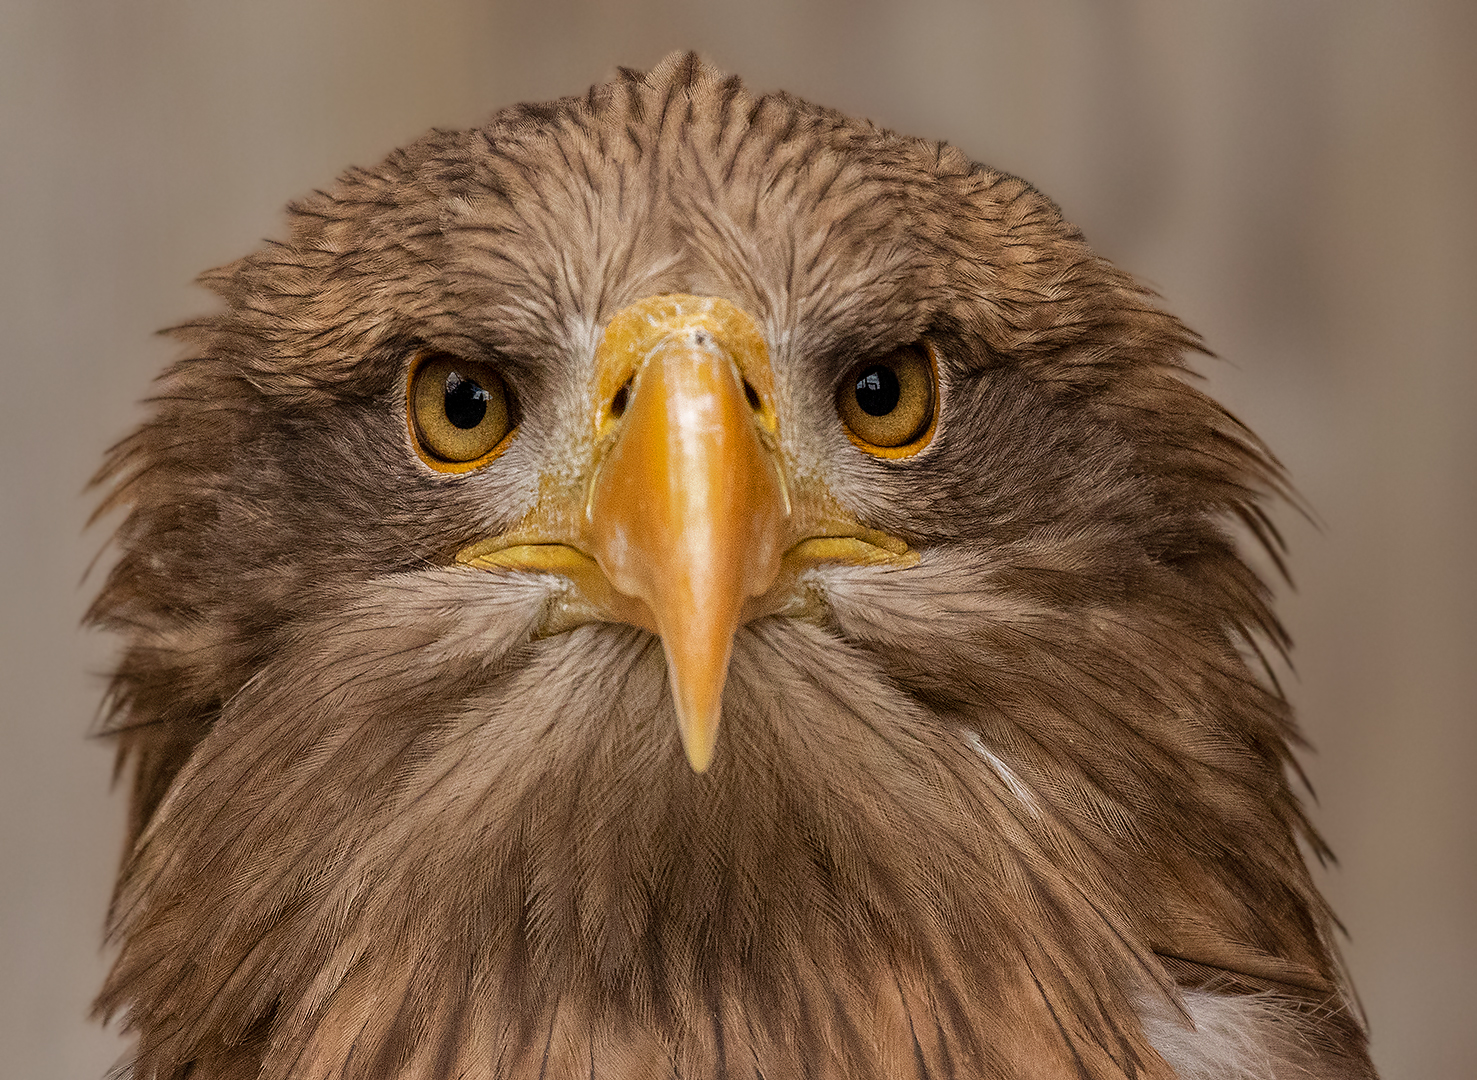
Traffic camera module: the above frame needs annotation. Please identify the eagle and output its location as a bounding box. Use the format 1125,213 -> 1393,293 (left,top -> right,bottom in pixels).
91,53 -> 1376,1080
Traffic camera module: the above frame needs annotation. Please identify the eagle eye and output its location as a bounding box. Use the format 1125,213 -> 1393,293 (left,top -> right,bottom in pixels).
408,352 -> 516,470
837,343 -> 937,455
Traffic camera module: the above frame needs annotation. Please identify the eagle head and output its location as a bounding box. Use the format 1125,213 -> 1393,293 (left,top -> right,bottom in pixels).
92,53 -> 1373,1080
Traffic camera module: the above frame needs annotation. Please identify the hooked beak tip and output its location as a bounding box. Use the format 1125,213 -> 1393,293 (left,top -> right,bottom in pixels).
663,633 -> 726,774
681,723 -> 718,774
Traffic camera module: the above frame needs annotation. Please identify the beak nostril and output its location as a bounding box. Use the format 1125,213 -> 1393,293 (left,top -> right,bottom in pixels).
611,380 -> 631,418
743,380 -> 762,413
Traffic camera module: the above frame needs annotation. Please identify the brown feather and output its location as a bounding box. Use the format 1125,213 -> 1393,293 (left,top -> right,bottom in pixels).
91,53 -> 1374,1079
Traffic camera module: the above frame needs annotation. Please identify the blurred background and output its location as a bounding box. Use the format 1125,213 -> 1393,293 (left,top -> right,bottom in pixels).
2,1 -> 1472,1076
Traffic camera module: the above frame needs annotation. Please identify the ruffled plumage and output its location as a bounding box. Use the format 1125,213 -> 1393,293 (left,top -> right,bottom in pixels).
91,53 -> 1374,1079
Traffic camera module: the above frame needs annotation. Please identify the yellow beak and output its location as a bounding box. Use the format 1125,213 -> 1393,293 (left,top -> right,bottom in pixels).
586,296 -> 789,772
455,294 -> 917,772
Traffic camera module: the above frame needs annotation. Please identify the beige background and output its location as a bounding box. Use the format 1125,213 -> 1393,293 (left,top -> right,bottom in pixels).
3,2 -> 1472,1077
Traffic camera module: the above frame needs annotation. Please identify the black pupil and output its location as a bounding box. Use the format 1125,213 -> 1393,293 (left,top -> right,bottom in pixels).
443,371 -> 490,429
854,365 -> 901,416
